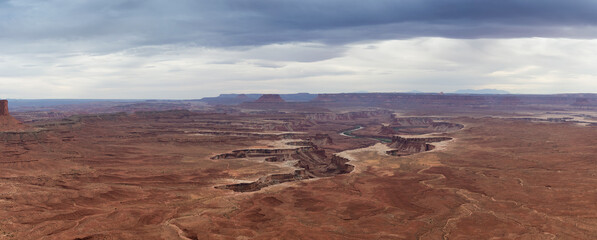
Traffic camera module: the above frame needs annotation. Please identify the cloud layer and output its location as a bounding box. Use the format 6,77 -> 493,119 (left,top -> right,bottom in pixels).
3,0 -> 597,51
1,0 -> 597,98
2,38 -> 597,98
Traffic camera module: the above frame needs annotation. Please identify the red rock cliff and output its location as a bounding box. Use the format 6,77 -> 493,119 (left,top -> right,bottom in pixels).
0,100 -> 8,116
0,100 -> 25,131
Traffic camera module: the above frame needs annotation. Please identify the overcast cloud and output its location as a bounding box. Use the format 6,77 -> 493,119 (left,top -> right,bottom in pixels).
1,0 -> 597,98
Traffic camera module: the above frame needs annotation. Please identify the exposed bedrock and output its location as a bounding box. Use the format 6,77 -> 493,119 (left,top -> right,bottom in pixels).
386,136 -> 452,156
0,130 -> 47,143
194,130 -> 304,139
379,125 -> 397,135
285,141 -> 313,146
393,117 -> 436,126
429,122 -> 464,132
293,149 -> 353,176
214,144 -> 353,192
211,146 -> 314,160
392,117 -> 464,132
0,100 -> 8,116
0,100 -> 27,131
282,134 -> 334,150
216,170 -> 309,192
305,110 -> 392,121
308,133 -> 333,145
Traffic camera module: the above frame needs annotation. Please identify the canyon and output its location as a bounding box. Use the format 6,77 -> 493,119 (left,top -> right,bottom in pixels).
1,94 -> 597,239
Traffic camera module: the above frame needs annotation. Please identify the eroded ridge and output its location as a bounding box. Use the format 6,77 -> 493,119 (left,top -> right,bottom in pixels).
385,136 -> 452,156
214,141 -> 353,192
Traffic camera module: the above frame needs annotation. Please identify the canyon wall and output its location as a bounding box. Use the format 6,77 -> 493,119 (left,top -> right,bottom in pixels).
386,136 -> 452,156
305,110 -> 392,121
214,143 -> 353,192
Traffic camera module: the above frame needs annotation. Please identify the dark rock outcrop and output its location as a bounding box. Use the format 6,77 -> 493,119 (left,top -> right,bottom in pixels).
386,136 -> 452,156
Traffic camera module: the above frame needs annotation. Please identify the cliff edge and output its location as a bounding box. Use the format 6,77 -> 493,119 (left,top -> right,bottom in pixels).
0,100 -> 25,131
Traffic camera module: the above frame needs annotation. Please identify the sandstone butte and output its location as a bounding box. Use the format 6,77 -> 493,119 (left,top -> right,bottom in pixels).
254,94 -> 286,103
0,100 -> 25,131
0,99 -> 9,116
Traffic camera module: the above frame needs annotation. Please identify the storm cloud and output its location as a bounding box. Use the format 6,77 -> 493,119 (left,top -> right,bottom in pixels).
1,0 -> 596,98
2,0 -> 597,51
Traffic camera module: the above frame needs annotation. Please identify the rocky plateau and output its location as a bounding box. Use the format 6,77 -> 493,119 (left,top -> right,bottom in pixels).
1,95 -> 596,239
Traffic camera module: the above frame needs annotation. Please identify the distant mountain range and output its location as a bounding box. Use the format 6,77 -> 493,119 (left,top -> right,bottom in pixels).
452,89 -> 510,94
200,93 -> 317,105
406,89 -> 510,94
4,92 -> 596,116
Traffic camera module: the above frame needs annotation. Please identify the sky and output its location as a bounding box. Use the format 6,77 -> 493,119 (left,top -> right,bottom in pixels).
1,0 -> 597,99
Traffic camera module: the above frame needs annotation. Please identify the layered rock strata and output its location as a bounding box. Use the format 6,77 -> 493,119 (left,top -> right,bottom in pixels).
214,144 -> 353,192
386,136 -> 452,156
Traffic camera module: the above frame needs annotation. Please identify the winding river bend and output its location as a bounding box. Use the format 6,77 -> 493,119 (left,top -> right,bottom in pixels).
340,125 -> 392,143
340,125 -> 364,137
